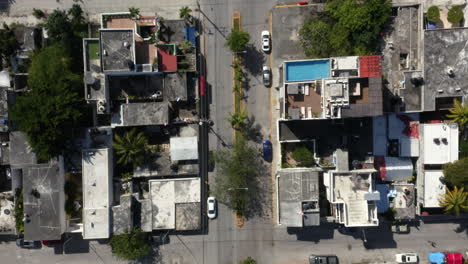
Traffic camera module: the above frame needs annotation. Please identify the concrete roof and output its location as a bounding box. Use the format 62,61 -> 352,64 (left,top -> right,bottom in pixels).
9,132 -> 37,168
114,102 -> 170,127
133,152 -> 199,178
100,29 -> 135,72
0,195 -> 15,234
138,199 -> 153,232
106,72 -> 164,100
424,170 -> 445,208
149,178 -> 200,230
112,194 -> 133,235
341,77 -> 383,118
23,162 -> 65,240
424,28 -> 468,111
0,71 -> 10,87
170,136 -> 198,161
164,72 -> 188,101
175,203 -> 201,231
393,183 -> 416,220
278,169 -> 320,227
82,148 -> 113,239
421,123 -> 458,165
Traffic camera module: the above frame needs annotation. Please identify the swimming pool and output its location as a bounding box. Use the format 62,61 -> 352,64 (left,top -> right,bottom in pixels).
285,59 -> 331,82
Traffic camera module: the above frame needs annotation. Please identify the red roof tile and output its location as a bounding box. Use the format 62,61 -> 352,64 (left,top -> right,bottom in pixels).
360,55 -> 382,78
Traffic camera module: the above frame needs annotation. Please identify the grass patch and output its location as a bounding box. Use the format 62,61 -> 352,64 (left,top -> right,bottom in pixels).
88,41 -> 100,60
14,189 -> 24,233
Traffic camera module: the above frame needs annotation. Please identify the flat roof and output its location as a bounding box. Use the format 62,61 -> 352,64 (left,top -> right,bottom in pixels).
164,72 -> 188,101
279,169 -> 320,227
421,123 -> 458,164
424,170 -> 445,208
112,194 -> 133,235
149,178 -> 200,230
393,183 -> 416,219
175,203 -> 201,230
100,29 -> 135,72
133,152 -> 199,177
170,136 -> 198,161
115,102 -> 170,127
9,131 -> 37,167
106,72 -> 163,100
82,148 -> 112,239
341,77 -> 383,118
424,28 -> 468,111
23,162 -> 65,240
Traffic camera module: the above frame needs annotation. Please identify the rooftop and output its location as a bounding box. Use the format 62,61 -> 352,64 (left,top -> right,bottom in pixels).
0,193 -> 15,234
424,28 -> 468,111
164,72 -> 188,101
170,136 -> 198,161
82,148 -> 113,239
106,72 -> 163,100
278,169 -> 321,227
23,162 -> 65,240
424,170 -> 445,208
330,170 -> 379,227
133,152 -> 199,178
421,123 -> 458,165
100,29 -> 135,72
392,183 -> 416,220
149,178 -> 200,230
113,102 -> 170,127
9,132 -> 37,167
112,194 -> 133,235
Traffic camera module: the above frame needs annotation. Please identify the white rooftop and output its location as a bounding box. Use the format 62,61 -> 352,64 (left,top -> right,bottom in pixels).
82,148 -> 113,239
424,170 -> 445,208
331,56 -> 359,70
149,178 -> 200,230
0,71 -> 11,87
170,136 -> 198,161
422,123 -> 458,164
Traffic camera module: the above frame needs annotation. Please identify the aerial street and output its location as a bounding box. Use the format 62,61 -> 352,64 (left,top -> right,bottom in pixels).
0,0 -> 467,264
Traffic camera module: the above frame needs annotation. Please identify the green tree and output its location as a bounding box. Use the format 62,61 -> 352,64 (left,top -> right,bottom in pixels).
446,99 -> 468,131
443,158 -> 468,190
225,30 -> 250,53
0,23 -> 18,67
439,186 -> 468,216
68,4 -> 86,28
427,6 -> 440,23
109,228 -> 150,260
32,8 -> 46,19
113,128 -> 149,168
44,9 -> 73,43
291,145 -> 315,167
214,136 -> 260,215
228,111 -> 248,131
10,44 -> 83,161
179,6 -> 192,23
300,18 -> 332,58
128,7 -> 140,20
448,6 -> 464,25
240,257 -> 257,264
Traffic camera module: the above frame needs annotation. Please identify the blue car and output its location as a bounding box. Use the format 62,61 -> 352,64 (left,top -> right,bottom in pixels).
262,140 -> 272,161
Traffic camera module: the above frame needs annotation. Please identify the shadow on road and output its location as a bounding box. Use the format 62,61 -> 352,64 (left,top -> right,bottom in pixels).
62,234 -> 90,254
362,223 -> 397,249
287,223 -> 335,243
243,45 -> 265,77
243,115 -> 263,143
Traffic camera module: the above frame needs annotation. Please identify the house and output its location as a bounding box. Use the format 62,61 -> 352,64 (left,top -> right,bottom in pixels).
418,122 -> 459,208
281,56 -> 383,120
82,148 -> 113,239
278,169 -> 321,227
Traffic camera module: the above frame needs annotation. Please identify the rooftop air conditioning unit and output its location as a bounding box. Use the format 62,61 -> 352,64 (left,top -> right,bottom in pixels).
97,100 -> 106,114
98,105 -> 106,113
123,41 -> 130,48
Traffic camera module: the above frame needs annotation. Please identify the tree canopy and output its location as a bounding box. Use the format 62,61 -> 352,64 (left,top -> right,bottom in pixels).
300,0 -> 391,58
443,157 -> 468,190
0,23 -> 18,68
446,99 -> 468,131
113,128 -> 149,168
448,6 -> 464,24
214,136 -> 260,215
225,30 -> 250,53
427,6 -> 440,23
439,186 -> 468,216
240,257 -> 257,264
109,228 -> 150,260
10,43 -> 83,161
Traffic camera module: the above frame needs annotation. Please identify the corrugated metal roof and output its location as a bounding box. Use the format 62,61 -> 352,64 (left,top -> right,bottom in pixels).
359,55 -> 382,78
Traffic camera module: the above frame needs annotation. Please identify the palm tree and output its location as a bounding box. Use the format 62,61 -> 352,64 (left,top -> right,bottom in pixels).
446,99 -> 468,130
113,128 -> 148,167
439,186 -> 468,216
179,6 -> 192,24
228,112 -> 248,131
128,7 -> 140,20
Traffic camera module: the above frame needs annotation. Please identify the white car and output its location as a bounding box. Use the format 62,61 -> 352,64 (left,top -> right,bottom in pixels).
207,196 -> 217,219
395,253 -> 418,263
261,30 -> 270,52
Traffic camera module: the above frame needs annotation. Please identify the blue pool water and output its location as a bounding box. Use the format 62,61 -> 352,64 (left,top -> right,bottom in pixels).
285,59 -> 330,82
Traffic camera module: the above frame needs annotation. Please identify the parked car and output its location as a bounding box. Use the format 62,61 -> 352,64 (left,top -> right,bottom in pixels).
262,140 -> 272,161
395,253 -> 418,263
428,252 -> 445,264
16,239 -> 40,249
261,30 -> 270,52
262,66 -> 271,87
309,255 -> 339,264
207,196 -> 217,219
